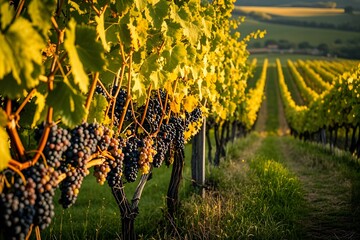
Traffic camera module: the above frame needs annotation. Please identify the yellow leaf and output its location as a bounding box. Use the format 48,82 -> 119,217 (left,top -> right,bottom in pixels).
183,95 -> 197,112
170,100 -> 180,113
0,128 -> 11,171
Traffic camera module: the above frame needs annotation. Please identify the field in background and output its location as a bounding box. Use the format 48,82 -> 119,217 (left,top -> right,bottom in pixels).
239,19 -> 360,46
234,6 -> 344,16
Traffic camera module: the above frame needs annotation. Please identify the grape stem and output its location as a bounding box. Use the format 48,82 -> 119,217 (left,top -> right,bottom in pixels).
130,99 -> 149,136
140,84 -> 152,126
15,0 -> 25,18
84,72 -> 99,121
117,50 -> 133,133
30,18 -> 65,167
109,65 -> 126,128
97,79 -> 112,99
7,164 -> 26,185
14,88 -> 37,119
25,224 -> 33,240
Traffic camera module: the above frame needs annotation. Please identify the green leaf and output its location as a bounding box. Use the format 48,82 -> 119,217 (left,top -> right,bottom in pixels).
0,127 -> 11,172
113,0 -> 134,15
31,92 -> 46,128
95,12 -> 110,52
47,80 -> 87,128
28,0 -> 56,35
140,53 -> 160,78
132,74 -> 146,106
88,94 -> 108,123
65,19 -> 106,93
0,17 -> 44,98
148,0 -> 169,28
0,109 -> 6,126
163,44 -> 187,72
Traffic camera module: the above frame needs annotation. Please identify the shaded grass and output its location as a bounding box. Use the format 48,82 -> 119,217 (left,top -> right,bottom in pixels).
280,136 -> 360,239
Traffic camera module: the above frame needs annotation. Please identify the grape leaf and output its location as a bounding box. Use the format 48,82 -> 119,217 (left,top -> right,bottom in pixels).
28,0 -> 56,35
64,19 -> 106,93
148,0 -> 169,29
31,92 -> 46,128
132,74 -> 146,106
0,18 -> 44,98
183,95 -> 198,112
0,2 -> 14,30
0,127 -> 11,172
47,80 -> 87,128
114,0 -> 134,15
88,94 -> 108,123
95,12 -> 110,52
135,0 -> 146,11
163,44 -> 187,72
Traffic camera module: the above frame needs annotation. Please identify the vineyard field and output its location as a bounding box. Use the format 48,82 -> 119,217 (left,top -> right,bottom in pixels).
1,1 -> 360,239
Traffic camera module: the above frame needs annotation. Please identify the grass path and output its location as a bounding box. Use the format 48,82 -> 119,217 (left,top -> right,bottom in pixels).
262,65 -> 360,239
280,139 -> 360,239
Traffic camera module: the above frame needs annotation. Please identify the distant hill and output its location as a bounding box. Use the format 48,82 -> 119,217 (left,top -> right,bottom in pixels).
235,0 -> 360,9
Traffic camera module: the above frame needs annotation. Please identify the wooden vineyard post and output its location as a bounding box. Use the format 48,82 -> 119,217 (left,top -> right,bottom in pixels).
191,118 -> 206,198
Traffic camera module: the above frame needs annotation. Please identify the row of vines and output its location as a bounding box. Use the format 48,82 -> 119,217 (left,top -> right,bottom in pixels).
277,58 -> 360,158
0,0 -> 266,239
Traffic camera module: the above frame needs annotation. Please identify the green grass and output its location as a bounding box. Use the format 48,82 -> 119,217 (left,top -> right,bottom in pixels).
41,145 -> 194,239
265,66 -> 279,132
248,53 -> 329,65
246,65 -> 263,90
282,65 -> 305,105
239,18 -> 360,47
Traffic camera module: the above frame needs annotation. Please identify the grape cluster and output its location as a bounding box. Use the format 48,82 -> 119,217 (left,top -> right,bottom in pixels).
169,116 -> 185,150
123,137 -> 142,182
110,88 -> 132,124
186,107 -> 203,125
153,123 -> 176,168
105,138 -> 125,187
139,137 -> 156,174
0,162 -> 59,239
59,122 -> 101,208
140,98 -> 162,133
23,163 -> 58,230
35,124 -> 71,168
0,172 -> 36,240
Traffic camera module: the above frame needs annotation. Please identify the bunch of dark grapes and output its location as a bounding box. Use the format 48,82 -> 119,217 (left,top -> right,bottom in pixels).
123,137 -> 142,182
35,124 -> 71,168
139,97 -> 162,133
59,122 -> 100,208
58,167 -> 87,208
0,171 -> 36,240
169,116 -> 185,150
105,137 -> 125,187
109,88 -> 132,124
185,108 -> 202,127
153,123 -> 176,168
23,163 -> 59,230
95,85 -> 107,96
